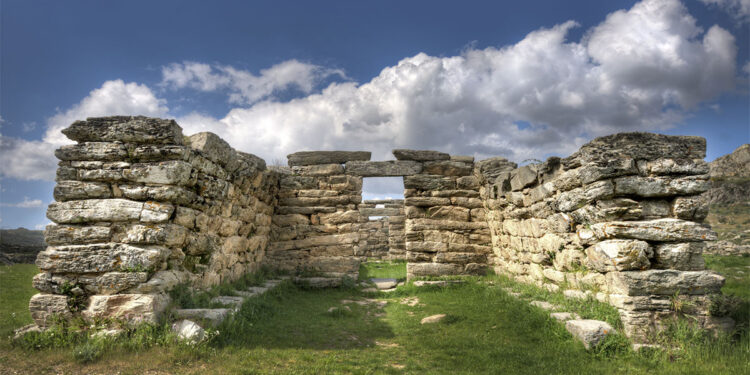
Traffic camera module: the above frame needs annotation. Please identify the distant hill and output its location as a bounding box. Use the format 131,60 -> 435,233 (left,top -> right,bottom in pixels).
702,144 -> 750,206
0,228 -> 45,264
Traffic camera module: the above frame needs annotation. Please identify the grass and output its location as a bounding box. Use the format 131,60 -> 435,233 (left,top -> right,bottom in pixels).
358,259 -> 407,281
0,264 -> 38,340
1,261 -> 749,374
704,254 -> 750,299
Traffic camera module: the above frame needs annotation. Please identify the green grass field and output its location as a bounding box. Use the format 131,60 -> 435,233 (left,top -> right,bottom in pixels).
1,260 -> 748,374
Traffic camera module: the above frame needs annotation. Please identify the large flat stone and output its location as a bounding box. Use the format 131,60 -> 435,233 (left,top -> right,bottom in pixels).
585,239 -> 652,272
565,320 -> 614,349
36,243 -> 169,273
606,270 -> 724,296
287,151 -> 371,166
47,199 -> 143,223
590,218 -> 717,242
29,293 -> 71,327
345,160 -> 422,177
392,149 -> 450,161
62,116 -> 184,144
84,294 -> 169,324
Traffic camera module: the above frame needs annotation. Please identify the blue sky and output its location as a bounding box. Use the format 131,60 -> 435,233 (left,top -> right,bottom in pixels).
1,0 -> 748,229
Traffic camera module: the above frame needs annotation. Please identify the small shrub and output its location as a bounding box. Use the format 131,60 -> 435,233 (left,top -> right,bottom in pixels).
709,294 -> 743,317
72,339 -> 105,363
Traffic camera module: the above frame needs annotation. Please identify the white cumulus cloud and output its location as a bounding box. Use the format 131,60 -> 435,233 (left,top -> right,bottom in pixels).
0,80 -> 168,181
700,0 -> 750,23
170,0 -> 738,165
161,60 -> 346,105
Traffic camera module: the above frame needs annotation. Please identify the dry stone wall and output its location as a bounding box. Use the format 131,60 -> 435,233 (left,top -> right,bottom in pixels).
32,116 -> 277,327
30,116 -> 730,341
358,199 -> 405,259
399,151 -> 492,278
477,133 -> 726,340
265,152 -> 366,279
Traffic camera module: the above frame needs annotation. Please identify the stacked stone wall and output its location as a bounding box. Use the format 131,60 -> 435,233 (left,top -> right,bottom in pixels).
31,116 -> 277,326
264,152 -> 367,279
478,133 -> 726,340
398,151 -> 491,278
357,199 -> 406,259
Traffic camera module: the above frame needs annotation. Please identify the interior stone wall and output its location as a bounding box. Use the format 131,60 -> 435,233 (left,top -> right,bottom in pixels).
358,199 -> 405,259
400,152 -> 492,278
477,133 -> 727,340
264,152 -> 367,279
32,116 -> 277,327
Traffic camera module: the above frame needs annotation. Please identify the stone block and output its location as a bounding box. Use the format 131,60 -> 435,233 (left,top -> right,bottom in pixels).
422,160 -> 473,176
565,320 -> 614,349
287,151 -> 371,166
44,224 -> 112,245
54,181 -> 112,201
62,116 -> 183,144
84,294 -> 169,324
29,294 -> 71,327
392,149 -> 449,161
36,243 -> 169,273
606,270 -> 724,296
672,196 -> 709,221
55,142 -> 128,161
291,164 -> 345,176
404,197 -> 451,207
406,262 -> 463,277
652,242 -> 705,270
345,160 -> 422,176
510,165 -> 538,191
590,218 -> 717,242
555,180 -> 614,212
585,240 -> 652,272
637,158 -> 709,176
403,175 -> 456,190
47,199 -> 143,223
475,157 -> 517,181
613,176 -> 710,197
123,161 -> 193,185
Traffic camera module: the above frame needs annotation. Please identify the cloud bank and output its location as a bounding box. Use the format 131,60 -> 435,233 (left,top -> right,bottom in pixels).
0,0 -> 742,195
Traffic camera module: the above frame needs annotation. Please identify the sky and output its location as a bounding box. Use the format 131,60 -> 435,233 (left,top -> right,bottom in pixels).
0,0 -> 748,230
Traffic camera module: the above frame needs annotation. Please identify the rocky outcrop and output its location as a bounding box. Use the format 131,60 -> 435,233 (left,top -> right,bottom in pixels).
702,144 -> 750,206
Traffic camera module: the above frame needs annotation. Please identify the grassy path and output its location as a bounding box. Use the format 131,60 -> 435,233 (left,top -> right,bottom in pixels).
1,261 -> 749,374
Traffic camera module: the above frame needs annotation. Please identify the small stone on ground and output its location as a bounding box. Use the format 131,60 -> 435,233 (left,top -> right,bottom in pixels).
420,314 -> 447,324
370,278 -> 398,289
530,301 -> 557,311
565,319 -> 614,349
550,312 -> 580,322
172,319 -> 205,342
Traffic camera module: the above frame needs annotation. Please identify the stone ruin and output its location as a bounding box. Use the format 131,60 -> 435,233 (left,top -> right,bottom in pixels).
29,116 -> 729,341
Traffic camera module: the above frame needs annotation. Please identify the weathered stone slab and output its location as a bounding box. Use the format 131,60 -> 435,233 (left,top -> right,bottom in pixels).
130,145 -> 190,161
292,164 -> 345,176
47,199 -> 143,223
345,160 -> 422,176
406,262 -> 463,277
606,270 -> 724,296
567,133 -> 706,165
288,151 -> 371,166
555,180 -> 614,212
55,142 -> 129,161
565,320 -> 614,349
403,175 -> 456,190
510,165 -> 538,191
44,224 -> 112,245
54,181 -> 112,201
404,197 -> 451,207
62,116 -> 184,144
392,149 -> 449,161
672,196 -> 709,221
117,184 -> 198,205
123,161 -> 193,186
36,243 -> 169,273
637,158 -> 709,176
585,240 -> 652,272
652,242 -> 705,270
590,218 -> 717,242
84,294 -> 169,323
613,176 -> 710,197
117,223 -> 187,247
29,293 -> 71,327
423,160 -> 472,176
